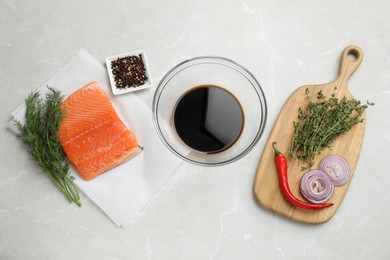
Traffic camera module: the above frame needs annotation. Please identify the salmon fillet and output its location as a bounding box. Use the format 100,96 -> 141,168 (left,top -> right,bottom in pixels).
58,81 -> 142,181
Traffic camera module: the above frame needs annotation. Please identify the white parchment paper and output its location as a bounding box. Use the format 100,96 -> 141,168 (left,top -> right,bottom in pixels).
8,49 -> 182,227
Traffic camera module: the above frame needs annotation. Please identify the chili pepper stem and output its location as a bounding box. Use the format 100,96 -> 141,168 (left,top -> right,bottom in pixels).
272,142 -> 281,156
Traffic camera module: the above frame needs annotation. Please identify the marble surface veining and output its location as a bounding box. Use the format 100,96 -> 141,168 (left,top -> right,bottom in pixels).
1,0 -> 390,259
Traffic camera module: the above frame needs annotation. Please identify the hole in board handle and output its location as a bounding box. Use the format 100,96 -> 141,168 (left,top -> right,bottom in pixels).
347,50 -> 359,62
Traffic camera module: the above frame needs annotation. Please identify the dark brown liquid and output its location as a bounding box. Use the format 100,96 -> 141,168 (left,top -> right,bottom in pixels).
174,85 -> 244,153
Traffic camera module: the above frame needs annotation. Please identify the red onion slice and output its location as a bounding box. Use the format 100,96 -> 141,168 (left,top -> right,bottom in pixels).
300,170 -> 334,204
319,155 -> 351,186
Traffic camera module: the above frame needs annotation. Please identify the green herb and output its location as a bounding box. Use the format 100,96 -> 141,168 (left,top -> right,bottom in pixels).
289,87 -> 372,170
15,87 -> 81,206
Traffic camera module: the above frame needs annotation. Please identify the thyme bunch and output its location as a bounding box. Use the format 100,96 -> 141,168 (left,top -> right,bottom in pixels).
15,87 -> 81,206
289,87 -> 372,170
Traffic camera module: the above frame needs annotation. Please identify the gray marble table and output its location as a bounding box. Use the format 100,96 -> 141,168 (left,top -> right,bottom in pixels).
1,0 -> 389,259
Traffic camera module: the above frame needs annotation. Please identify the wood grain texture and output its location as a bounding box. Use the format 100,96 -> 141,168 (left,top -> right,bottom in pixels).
253,45 -> 366,224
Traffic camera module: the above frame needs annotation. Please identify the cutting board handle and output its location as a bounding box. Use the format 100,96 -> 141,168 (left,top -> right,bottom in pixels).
336,45 -> 364,88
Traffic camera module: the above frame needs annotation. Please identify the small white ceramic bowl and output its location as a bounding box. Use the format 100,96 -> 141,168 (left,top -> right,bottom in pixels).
106,49 -> 152,95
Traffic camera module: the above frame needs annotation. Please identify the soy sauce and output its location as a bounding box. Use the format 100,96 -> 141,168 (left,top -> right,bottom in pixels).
174,85 -> 244,153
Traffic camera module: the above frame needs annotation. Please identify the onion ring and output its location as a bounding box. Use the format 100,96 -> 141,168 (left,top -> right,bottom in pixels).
319,155 -> 351,186
300,170 -> 334,204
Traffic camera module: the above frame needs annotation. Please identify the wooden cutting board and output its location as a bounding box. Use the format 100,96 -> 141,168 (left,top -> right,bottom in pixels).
253,45 -> 366,224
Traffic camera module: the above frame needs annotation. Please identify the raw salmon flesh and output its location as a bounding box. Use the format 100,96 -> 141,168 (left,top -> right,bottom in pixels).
58,81 -> 142,181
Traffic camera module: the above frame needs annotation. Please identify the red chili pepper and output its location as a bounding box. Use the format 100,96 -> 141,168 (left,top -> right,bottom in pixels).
271,142 -> 333,210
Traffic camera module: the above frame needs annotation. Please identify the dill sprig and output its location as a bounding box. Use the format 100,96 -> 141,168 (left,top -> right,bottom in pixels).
15,87 -> 82,206
289,87 -> 372,170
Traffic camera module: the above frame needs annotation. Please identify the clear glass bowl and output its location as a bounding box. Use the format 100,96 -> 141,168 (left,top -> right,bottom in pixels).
152,56 -> 267,166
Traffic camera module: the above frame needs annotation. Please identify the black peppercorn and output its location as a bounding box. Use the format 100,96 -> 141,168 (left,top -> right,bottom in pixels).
111,54 -> 148,89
